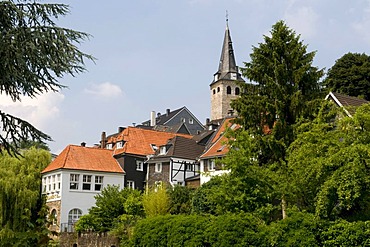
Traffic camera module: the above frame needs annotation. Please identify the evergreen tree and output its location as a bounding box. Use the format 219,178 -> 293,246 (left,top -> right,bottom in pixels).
0,1 -> 93,154
323,52 -> 370,100
228,20 -> 324,218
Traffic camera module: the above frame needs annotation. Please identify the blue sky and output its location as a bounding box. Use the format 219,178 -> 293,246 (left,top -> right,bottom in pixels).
1,0 -> 370,154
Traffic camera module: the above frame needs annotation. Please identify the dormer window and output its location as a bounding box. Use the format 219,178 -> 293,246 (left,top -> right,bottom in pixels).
230,73 -> 237,80
160,146 -> 167,155
116,141 -> 124,149
214,74 -> 219,81
106,143 -> 113,149
151,144 -> 158,151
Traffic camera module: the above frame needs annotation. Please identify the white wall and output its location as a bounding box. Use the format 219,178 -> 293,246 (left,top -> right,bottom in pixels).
200,159 -> 229,185
55,170 -> 124,226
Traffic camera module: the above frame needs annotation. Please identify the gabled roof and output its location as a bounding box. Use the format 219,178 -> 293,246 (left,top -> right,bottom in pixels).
42,145 -> 124,174
109,127 -> 193,156
200,118 -> 239,159
325,92 -> 369,117
153,123 -> 191,135
151,136 -> 205,160
141,106 -> 205,131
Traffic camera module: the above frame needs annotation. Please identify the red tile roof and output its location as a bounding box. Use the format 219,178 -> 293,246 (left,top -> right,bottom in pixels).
42,145 -> 124,174
109,127 -> 193,156
201,118 -> 238,159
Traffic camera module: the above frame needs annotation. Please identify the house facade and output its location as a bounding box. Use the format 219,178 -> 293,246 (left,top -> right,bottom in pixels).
103,126 -> 194,190
199,118 -> 238,185
41,145 -> 125,232
146,136 -> 205,188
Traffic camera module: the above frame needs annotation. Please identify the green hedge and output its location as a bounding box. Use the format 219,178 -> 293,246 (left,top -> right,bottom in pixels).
128,211 -> 370,246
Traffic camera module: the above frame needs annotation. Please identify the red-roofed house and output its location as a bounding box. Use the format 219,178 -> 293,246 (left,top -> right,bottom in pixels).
41,144 -> 124,232
200,118 -> 238,184
103,126 -> 193,190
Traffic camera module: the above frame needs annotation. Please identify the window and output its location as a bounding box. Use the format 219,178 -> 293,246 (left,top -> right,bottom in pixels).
57,174 -> 61,190
52,175 -> 56,190
181,117 -> 186,123
155,181 -> 163,191
226,86 -> 231,94
82,175 -> 92,190
106,143 -> 113,149
43,177 -> 47,192
48,176 -> 51,191
213,89 -> 216,94
68,208 -> 82,224
50,209 -> 57,225
208,159 -> 215,171
235,87 -> 240,95
217,87 -> 220,92
136,161 -> 143,171
155,163 -> 162,173
127,180 -> 135,189
70,174 -> 79,190
189,118 -> 194,124
186,163 -> 193,171
116,141 -> 124,149
95,176 -> 103,191
159,146 -> 167,155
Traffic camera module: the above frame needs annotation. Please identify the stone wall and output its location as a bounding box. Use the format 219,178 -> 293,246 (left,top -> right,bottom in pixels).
59,232 -> 119,247
47,199 -> 61,233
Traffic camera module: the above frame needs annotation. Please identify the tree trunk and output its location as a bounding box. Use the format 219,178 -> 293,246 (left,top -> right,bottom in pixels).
282,196 -> 287,219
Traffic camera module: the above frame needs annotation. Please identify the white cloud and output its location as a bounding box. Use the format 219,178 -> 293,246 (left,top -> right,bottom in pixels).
283,2 -> 319,39
84,82 -> 123,99
0,92 -> 65,130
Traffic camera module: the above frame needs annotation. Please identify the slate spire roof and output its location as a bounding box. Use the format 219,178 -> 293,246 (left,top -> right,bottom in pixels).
211,22 -> 244,86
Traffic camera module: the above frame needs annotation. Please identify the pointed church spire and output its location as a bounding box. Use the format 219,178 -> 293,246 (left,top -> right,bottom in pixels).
211,16 -> 243,85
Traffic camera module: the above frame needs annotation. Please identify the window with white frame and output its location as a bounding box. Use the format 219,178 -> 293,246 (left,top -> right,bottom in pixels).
52,175 -> 56,190
189,118 -> 194,124
57,174 -> 61,190
82,175 -> 92,190
48,176 -> 51,191
70,174 -> 79,190
159,146 -> 167,155
155,163 -> 162,173
106,143 -> 113,149
43,177 -> 47,192
208,159 -> 215,171
116,141 -> 124,149
154,181 -> 163,191
181,117 -> 186,123
127,180 -> 135,189
136,161 -> 143,171
68,208 -> 82,224
95,176 -> 103,191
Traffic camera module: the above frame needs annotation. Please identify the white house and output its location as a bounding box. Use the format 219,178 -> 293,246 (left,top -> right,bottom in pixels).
41,144 -> 125,232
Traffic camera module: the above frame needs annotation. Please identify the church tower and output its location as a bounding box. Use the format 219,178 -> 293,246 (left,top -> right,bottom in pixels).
210,21 -> 244,121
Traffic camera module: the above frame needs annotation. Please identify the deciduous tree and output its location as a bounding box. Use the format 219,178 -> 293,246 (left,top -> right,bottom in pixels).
323,52 -> 370,100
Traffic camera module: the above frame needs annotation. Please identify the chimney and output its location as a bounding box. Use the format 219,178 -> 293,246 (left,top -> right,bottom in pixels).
150,111 -> 156,126
166,108 -> 170,116
101,131 -> 106,149
206,118 -> 210,125
118,126 -> 125,133
81,142 -> 86,147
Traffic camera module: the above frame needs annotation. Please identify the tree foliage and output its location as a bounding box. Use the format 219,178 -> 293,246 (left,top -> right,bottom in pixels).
142,185 -> 170,217
323,52 -> 370,100
0,147 -> 51,246
75,186 -> 143,232
288,103 -> 370,220
0,1 -> 93,154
